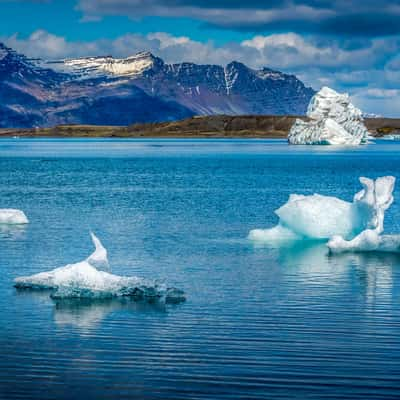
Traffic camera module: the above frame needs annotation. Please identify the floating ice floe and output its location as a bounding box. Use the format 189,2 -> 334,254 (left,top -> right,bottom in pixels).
382,134 -> 400,141
0,209 -> 29,224
288,87 -> 370,145
14,233 -> 185,302
249,176 -> 398,254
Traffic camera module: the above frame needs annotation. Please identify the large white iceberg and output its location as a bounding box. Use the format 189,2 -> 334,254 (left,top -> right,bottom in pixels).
249,176 -> 395,244
14,233 -> 185,302
0,209 -> 29,224
288,87 -> 370,145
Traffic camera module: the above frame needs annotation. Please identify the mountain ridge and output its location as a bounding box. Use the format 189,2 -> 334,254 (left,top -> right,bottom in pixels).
0,43 -> 315,128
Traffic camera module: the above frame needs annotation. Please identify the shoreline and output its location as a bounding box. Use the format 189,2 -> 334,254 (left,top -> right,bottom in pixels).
1,115 -> 399,139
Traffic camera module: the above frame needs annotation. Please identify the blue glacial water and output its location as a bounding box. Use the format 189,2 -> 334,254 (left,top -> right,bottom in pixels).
1,138 -> 400,400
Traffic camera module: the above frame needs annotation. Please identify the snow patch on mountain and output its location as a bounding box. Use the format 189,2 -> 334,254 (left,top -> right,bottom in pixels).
52,52 -> 157,78
257,68 -> 286,81
224,66 -> 238,95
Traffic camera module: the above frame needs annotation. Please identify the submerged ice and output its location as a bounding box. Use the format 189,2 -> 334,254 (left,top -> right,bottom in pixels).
288,87 -> 370,145
14,233 -> 185,302
0,209 -> 29,224
249,176 -> 397,253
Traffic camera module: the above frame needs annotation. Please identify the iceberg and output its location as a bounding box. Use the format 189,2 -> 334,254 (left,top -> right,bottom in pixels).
248,176 -> 395,243
382,134 -> 400,141
288,87 -> 370,145
14,233 -> 185,302
0,209 -> 29,224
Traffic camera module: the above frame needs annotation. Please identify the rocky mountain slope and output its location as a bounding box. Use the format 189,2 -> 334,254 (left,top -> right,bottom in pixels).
0,43 -> 315,128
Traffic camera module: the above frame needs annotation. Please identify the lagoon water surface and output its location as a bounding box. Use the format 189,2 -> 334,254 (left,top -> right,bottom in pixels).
1,139 -> 400,399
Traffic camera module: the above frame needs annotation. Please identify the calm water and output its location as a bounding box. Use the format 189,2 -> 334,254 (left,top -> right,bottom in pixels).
1,139 -> 400,400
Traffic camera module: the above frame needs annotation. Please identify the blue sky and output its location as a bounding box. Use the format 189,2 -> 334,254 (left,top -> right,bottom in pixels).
0,0 -> 249,44
1,0 -> 400,116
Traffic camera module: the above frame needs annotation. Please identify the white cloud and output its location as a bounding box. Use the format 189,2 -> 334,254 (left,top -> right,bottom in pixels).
76,0 -> 335,29
365,88 -> 400,99
4,30 -> 101,59
353,91 -> 400,117
147,32 -> 191,49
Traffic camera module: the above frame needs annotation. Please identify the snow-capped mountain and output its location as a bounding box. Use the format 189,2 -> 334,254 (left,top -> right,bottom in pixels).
0,43 -> 315,128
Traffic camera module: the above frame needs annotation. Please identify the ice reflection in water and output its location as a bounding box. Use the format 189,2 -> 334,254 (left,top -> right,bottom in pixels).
253,239 -> 398,307
53,298 -> 168,330
0,224 -> 27,240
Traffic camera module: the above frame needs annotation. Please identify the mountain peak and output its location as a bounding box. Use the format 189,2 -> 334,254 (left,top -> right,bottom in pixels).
226,60 -> 249,71
126,51 -> 155,60
124,51 -> 164,71
0,42 -> 41,71
0,42 -> 12,60
0,43 -> 315,128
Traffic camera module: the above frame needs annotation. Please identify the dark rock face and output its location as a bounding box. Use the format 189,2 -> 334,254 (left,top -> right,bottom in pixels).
51,82 -> 193,126
0,43 -> 315,128
0,43 -> 64,127
133,58 -> 314,116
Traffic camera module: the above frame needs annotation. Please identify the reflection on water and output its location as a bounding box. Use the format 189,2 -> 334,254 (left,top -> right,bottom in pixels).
15,288 -> 171,329
252,239 -> 399,306
0,224 -> 27,240
348,253 -> 397,307
53,298 -> 168,329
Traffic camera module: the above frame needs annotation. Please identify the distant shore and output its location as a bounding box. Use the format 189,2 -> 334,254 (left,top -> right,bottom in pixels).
1,115 -> 399,138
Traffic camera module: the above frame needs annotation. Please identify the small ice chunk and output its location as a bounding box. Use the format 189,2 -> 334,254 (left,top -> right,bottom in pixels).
15,260 -> 151,296
14,233 -> 185,302
0,209 -> 29,224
